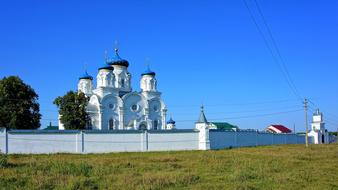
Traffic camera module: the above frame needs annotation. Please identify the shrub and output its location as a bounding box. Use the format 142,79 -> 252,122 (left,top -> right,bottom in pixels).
0,150 -> 8,167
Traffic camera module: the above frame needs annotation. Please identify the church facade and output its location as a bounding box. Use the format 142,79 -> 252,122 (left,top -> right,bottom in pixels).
58,48 -> 175,130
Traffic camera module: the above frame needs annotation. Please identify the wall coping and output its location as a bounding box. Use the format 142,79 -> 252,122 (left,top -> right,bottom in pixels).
2,129 -> 198,135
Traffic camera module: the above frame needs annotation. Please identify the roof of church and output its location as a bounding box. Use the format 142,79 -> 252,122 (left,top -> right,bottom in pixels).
141,65 -> 156,76
211,122 -> 238,130
98,62 -> 114,71
167,117 -> 176,124
196,106 -> 208,123
79,71 -> 93,80
107,48 -> 129,67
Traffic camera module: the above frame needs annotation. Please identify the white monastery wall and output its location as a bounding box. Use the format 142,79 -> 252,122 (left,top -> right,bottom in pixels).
236,131 -> 257,147
0,128 -> 320,154
147,130 -> 199,151
7,131 -> 78,154
257,133 -> 274,146
83,131 -> 143,153
209,131 -> 237,149
0,128 -> 6,153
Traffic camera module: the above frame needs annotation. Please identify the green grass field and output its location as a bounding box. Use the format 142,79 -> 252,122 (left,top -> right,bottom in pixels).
0,144 -> 337,190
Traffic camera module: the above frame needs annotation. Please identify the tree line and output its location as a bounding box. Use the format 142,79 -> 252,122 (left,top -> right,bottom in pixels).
0,76 -> 88,130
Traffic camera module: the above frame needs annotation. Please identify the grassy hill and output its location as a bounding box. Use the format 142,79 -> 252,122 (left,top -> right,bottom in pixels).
0,144 -> 337,190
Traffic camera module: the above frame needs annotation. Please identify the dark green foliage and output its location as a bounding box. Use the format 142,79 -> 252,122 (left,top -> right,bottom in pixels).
0,76 -> 41,129
329,132 -> 337,136
53,91 -> 89,130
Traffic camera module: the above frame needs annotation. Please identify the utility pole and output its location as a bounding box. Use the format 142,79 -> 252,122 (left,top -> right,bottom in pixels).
304,98 -> 309,147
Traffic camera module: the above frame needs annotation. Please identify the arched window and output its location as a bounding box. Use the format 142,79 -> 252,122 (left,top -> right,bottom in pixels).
149,79 -> 154,90
101,75 -> 104,86
87,117 -> 92,130
154,79 -> 157,89
107,74 -> 111,86
112,75 -> 115,87
153,120 -> 158,130
121,79 -> 125,88
109,119 -> 114,130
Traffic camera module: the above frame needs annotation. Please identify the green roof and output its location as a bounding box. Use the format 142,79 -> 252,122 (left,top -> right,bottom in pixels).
43,126 -> 59,130
211,122 -> 238,131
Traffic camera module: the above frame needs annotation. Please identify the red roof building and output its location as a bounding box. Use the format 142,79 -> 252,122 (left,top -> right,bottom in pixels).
266,125 -> 292,134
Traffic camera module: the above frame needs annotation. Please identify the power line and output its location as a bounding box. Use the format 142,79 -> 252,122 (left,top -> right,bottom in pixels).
222,109 -> 302,120
308,102 -> 338,122
242,0 -> 303,101
168,98 -> 300,108
171,104 -> 301,116
253,0 -> 303,99
308,106 -> 338,126
175,109 -> 302,123
43,106 -> 304,125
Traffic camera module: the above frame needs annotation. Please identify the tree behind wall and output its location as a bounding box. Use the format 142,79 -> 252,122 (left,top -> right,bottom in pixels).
54,91 -> 89,130
0,76 -> 41,129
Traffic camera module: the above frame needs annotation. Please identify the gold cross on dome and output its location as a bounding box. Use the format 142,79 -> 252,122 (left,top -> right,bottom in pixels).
84,62 -> 88,71
114,40 -> 119,52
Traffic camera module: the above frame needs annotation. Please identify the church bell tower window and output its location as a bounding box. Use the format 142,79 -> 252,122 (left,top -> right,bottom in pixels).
109,119 -> 114,130
121,79 -> 125,88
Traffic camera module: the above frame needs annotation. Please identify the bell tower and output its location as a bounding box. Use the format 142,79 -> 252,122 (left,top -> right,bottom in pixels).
106,48 -> 132,96
311,109 -> 324,131
309,108 -> 328,144
78,70 -> 93,96
140,65 -> 157,92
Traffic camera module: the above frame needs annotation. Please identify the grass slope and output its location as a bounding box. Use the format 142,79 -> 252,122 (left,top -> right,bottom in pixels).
0,144 -> 337,190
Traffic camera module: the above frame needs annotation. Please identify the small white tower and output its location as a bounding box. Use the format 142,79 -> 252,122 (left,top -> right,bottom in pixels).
96,62 -> 114,88
309,109 -> 329,144
78,70 -> 93,96
140,65 -> 157,92
107,48 -> 132,95
195,106 -> 210,150
166,116 -> 176,130
195,106 -> 209,130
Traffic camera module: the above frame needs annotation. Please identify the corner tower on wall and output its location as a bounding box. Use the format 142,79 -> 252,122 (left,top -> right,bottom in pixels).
195,106 -> 209,130
59,48 -> 169,131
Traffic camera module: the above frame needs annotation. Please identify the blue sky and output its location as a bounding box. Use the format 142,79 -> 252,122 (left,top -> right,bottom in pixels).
0,0 -> 337,131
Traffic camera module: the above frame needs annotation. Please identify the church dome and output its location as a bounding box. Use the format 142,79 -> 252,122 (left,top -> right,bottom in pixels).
141,66 -> 156,76
98,61 -> 114,71
107,48 -> 129,67
167,117 -> 176,124
79,71 -> 93,80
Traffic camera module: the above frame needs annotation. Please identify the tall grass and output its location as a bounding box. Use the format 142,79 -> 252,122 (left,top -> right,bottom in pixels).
0,144 -> 337,189
0,151 -> 7,168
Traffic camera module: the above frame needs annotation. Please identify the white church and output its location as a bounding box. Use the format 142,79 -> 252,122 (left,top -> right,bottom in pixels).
58,48 -> 176,130
308,109 -> 329,144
